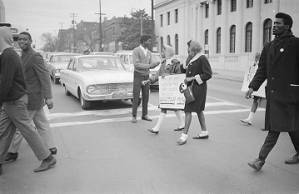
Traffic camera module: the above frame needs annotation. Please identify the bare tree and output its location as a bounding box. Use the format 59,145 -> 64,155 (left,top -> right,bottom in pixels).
41,33 -> 57,52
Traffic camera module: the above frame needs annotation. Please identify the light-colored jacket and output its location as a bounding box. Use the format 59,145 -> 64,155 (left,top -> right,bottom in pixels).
132,46 -> 154,76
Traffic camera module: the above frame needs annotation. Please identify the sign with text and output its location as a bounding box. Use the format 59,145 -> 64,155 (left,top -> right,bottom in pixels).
159,74 -> 186,109
241,64 -> 267,98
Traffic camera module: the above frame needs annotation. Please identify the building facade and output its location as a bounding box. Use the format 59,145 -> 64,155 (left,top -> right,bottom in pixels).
154,0 -> 299,73
0,0 -> 5,22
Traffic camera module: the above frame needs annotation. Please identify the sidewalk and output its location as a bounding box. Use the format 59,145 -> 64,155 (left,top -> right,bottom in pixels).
213,68 -> 244,82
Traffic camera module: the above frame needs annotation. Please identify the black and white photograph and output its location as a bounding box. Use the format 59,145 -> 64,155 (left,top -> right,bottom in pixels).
1,0 -> 299,193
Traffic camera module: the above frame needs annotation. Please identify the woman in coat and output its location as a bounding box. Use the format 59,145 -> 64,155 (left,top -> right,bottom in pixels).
146,45 -> 185,134
177,41 -> 212,145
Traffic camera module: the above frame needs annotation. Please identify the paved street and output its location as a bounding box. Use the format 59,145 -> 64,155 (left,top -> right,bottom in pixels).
0,78 -> 299,194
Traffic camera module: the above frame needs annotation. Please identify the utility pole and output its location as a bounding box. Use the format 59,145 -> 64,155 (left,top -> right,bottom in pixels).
70,13 -> 78,52
95,0 -> 105,51
140,15 -> 143,36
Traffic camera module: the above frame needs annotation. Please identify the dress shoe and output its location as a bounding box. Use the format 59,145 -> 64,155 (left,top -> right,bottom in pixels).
285,153 -> 299,164
193,131 -> 209,139
34,156 -> 56,173
177,133 -> 188,145
131,117 -> 137,123
174,127 -> 184,131
147,128 -> 159,134
49,147 -> 57,155
141,115 -> 152,121
4,152 -> 18,164
248,158 -> 265,171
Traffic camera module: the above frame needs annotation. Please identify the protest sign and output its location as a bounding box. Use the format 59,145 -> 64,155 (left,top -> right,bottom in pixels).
159,74 -> 185,109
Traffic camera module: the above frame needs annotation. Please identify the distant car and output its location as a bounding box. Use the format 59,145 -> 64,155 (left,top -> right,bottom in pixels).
60,55 -> 136,109
116,50 -> 161,88
47,52 -> 81,84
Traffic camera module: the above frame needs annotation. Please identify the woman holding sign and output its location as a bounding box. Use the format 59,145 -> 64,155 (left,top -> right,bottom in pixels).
147,45 -> 185,134
177,41 -> 212,145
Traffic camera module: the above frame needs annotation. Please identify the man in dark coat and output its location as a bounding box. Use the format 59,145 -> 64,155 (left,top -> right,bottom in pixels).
247,12 -> 299,171
5,32 -> 57,163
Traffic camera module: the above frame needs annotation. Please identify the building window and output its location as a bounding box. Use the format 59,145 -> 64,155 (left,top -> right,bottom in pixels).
167,12 -> 170,25
217,0 -> 222,15
167,35 -> 171,46
204,29 -> 209,45
264,0 -> 272,3
245,22 -> 252,52
246,0 -> 253,8
229,25 -> 236,53
216,27 -> 221,53
263,19 -> 272,45
175,9 -> 178,23
175,34 -> 179,54
160,14 -> 163,27
160,36 -> 164,52
205,4 -> 209,18
231,0 -> 237,12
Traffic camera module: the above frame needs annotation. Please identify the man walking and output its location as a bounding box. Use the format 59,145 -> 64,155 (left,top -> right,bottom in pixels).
0,26 -> 56,175
5,32 -> 57,163
131,35 -> 160,123
247,12 -> 299,171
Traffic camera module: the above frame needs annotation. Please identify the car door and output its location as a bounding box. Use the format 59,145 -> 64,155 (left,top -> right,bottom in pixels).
67,59 -> 78,96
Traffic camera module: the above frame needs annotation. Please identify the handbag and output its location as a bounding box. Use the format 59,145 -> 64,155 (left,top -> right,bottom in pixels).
179,81 -> 195,104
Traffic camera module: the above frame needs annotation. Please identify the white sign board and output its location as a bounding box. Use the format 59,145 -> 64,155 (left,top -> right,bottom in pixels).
159,74 -> 186,109
241,64 -> 267,98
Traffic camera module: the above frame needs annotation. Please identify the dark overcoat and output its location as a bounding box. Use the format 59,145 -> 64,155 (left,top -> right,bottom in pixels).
249,33 -> 299,132
184,54 -> 212,113
22,49 -> 52,110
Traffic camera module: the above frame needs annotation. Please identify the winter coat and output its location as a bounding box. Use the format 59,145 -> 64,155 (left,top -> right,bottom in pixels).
249,32 -> 299,132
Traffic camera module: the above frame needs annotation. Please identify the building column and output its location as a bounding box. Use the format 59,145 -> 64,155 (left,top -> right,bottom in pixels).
254,0 -> 262,53
236,0 -> 244,54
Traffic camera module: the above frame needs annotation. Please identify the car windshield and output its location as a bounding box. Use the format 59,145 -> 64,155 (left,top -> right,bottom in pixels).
52,55 -> 75,62
77,56 -> 125,71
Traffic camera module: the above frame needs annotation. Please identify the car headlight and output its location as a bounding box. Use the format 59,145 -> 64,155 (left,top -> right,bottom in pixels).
87,85 -> 96,94
86,85 -> 108,94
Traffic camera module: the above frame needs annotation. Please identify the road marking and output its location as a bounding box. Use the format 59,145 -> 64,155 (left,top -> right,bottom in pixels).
50,108 -> 265,128
47,101 -> 244,120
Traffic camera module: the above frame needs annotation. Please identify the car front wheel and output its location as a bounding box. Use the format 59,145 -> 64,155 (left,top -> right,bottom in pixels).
79,90 -> 91,110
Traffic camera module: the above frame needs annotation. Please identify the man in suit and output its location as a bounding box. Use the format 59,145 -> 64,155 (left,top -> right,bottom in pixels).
247,12 -> 299,171
131,35 -> 160,123
0,27 -> 56,175
4,32 -> 57,163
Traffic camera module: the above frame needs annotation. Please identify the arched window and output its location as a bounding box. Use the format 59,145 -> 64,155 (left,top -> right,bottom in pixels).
245,22 -> 252,52
229,25 -> 236,53
263,19 -> 272,45
204,29 -> 209,45
175,34 -> 179,54
167,35 -> 171,46
216,27 -> 221,53
160,36 -> 164,52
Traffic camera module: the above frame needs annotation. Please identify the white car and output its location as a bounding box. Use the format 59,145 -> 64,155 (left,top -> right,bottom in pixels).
116,50 -> 161,88
47,52 -> 80,84
60,55 -> 135,109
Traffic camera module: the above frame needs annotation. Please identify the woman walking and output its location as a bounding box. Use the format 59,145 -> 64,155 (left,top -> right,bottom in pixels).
177,41 -> 212,145
146,45 -> 185,134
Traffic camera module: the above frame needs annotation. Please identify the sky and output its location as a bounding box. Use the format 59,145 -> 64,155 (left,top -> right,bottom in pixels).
3,0 -> 151,48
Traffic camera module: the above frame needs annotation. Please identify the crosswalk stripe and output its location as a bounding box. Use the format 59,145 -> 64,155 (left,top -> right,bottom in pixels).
46,101 -> 246,120
50,108 -> 265,128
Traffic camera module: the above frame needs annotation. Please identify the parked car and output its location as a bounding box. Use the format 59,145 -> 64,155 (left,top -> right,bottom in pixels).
47,52 -> 81,84
115,50 -> 161,88
60,55 -> 136,109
